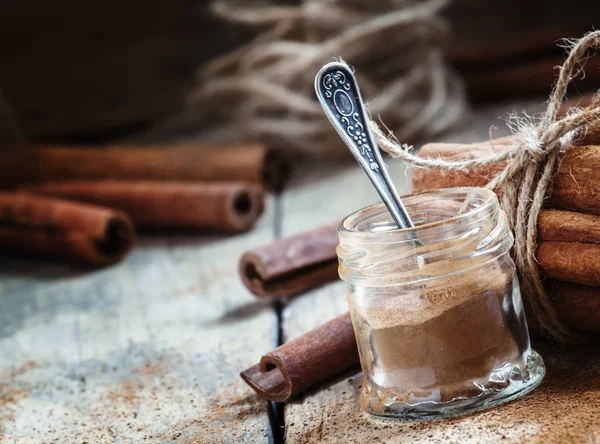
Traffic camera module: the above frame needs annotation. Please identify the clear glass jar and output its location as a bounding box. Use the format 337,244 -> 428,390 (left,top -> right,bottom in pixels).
337,187 -> 545,420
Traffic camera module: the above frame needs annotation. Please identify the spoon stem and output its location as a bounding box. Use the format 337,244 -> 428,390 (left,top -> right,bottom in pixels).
315,61 -> 414,229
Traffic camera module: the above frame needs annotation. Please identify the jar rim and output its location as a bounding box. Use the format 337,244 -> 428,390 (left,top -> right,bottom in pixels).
339,187 -> 498,236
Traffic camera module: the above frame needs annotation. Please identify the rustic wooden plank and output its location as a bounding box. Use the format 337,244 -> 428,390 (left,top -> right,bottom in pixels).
281,100 -> 600,443
0,197 -> 276,442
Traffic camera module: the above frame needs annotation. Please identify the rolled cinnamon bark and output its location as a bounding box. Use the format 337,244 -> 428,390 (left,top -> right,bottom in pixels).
240,312 -> 358,402
240,223 -> 339,297
0,192 -> 134,265
547,281 -> 600,333
538,209 -> 600,243
537,242 -> 600,287
0,144 -> 290,191
413,135 -> 600,216
536,209 -> 600,284
23,181 -> 265,233
413,138 -> 600,286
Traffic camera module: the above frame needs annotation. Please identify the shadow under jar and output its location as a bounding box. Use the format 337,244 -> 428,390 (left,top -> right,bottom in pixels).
337,187 -> 545,420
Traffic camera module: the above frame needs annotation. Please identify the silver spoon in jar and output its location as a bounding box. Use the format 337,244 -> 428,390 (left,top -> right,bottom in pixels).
315,61 -> 414,229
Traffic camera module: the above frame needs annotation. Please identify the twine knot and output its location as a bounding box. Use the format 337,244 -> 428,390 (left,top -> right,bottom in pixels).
372,30 -> 600,341
523,143 -> 546,164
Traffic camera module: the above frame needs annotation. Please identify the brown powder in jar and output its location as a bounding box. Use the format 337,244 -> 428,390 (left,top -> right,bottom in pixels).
350,255 -> 523,404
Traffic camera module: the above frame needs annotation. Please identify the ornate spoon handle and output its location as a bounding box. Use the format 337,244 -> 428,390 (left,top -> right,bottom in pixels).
315,61 -> 414,229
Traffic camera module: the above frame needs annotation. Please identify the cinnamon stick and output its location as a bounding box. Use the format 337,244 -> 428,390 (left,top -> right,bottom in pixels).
534,209 -> 600,286
538,243 -> 600,287
547,281 -> 600,333
0,192 -> 134,265
536,209 -> 600,284
0,144 -> 290,191
239,223 -> 339,297
23,181 -> 265,233
413,134 -> 600,216
538,208 -> 600,243
413,137 -> 600,286
240,312 -> 358,402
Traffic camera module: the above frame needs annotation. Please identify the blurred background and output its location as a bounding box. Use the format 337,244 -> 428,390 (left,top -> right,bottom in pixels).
1,0 -> 599,150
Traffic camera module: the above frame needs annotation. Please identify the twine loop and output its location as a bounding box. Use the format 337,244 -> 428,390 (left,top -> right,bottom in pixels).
142,0 -> 465,152
372,31 -> 600,341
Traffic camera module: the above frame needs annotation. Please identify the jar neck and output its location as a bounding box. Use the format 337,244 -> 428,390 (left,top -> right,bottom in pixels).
337,188 -> 513,287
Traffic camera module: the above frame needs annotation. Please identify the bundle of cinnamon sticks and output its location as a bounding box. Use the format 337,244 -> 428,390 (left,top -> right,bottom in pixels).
412,134 -> 600,332
0,143 -> 291,265
239,131 -> 600,403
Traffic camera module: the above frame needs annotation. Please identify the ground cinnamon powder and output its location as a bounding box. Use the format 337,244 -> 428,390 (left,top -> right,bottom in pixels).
350,262 -> 527,412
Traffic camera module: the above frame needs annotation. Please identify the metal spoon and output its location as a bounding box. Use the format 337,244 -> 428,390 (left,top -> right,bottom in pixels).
315,61 -> 414,229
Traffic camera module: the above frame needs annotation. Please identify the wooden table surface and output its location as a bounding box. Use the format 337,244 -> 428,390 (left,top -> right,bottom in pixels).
1,100 -> 599,443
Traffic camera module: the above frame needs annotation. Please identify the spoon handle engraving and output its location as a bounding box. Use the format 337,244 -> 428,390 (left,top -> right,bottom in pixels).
315,61 -> 414,229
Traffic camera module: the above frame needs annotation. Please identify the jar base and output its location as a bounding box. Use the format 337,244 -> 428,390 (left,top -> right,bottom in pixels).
364,350 -> 545,421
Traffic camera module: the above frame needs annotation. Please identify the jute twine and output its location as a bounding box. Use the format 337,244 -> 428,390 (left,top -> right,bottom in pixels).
143,0 -> 465,153
371,31 -> 600,341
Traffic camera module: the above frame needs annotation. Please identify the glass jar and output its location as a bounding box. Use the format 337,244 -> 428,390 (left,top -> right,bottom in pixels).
337,187 -> 545,420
